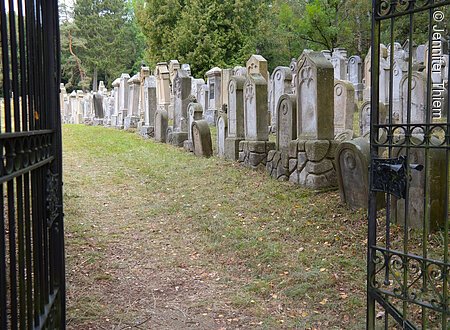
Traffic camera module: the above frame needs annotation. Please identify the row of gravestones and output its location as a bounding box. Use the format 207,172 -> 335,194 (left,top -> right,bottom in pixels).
60,48 -> 447,232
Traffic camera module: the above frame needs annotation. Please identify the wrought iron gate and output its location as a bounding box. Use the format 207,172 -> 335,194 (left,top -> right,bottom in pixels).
368,1 -> 450,329
0,0 -> 64,328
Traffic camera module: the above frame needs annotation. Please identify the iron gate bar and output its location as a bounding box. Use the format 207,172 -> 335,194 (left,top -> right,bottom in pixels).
369,0 -> 450,328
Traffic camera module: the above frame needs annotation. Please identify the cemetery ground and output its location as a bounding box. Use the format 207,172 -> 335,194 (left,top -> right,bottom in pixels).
63,124 -> 368,329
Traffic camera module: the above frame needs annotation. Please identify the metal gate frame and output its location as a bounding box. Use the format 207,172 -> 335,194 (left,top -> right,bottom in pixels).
368,1 -> 450,329
0,0 -> 64,328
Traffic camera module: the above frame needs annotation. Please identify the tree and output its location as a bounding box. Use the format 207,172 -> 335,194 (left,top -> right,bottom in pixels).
61,0 -> 145,90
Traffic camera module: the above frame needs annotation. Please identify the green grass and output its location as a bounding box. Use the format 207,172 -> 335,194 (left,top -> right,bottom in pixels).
63,124 -> 368,329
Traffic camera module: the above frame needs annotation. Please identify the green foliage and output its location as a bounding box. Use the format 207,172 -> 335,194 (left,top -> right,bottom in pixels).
60,0 -> 145,91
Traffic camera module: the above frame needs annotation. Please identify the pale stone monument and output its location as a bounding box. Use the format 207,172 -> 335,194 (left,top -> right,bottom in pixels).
269,66 -> 293,130
347,55 -> 363,101
124,73 -> 141,130
221,68 -> 233,107
140,75 -> 157,138
331,48 -> 348,80
198,84 -> 209,114
117,73 -> 130,129
224,76 -> 246,161
155,62 -> 171,113
205,67 -> 222,125
238,55 -> 275,170
400,71 -> 427,124
359,101 -> 387,136
154,109 -> 168,143
110,77 -> 121,127
192,120 -> 213,158
217,113 -> 228,158
333,80 -> 355,136
183,102 -> 203,152
171,69 -> 192,146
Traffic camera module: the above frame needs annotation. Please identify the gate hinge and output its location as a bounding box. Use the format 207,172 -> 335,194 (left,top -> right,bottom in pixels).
371,155 -> 423,199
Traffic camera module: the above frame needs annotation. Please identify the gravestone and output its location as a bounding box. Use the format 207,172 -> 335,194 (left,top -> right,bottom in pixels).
400,71 -> 427,124
331,48 -> 348,80
391,56 -> 408,123
266,94 -> 297,181
224,76 -> 246,161
191,78 -> 205,102
69,91 -> 77,124
217,113 -> 228,158
93,92 -> 104,125
117,73 -> 130,129
392,135 -> 447,232
171,70 -> 192,146
105,95 -> 114,126
155,62 -> 171,113
348,55 -> 363,101
181,63 -> 191,76
205,67 -> 222,125
154,109 -> 169,143
359,101 -> 387,136
75,90 -> 84,124
140,75 -> 157,138
192,120 -> 213,157
168,60 -> 181,120
416,44 -> 426,64
239,55 -> 275,170
111,78 -> 121,127
221,69 -> 233,107
363,44 -> 389,103
289,58 -> 298,91
334,80 -> 355,136
269,66 -> 293,130
124,73 -> 141,130
184,102 -> 203,152
60,83 -> 68,122
288,50 -> 338,189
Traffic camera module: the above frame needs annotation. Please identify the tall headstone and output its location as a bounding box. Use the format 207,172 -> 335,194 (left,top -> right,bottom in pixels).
140,75 -> 157,138
168,60 -> 181,120
288,50 -> 338,189
224,76 -> 246,160
391,56 -> 408,123
400,71 -> 427,124
155,62 -> 171,113
171,70 -> 192,146
93,92 -> 104,125
60,83 -> 67,122
238,55 -> 275,170
363,45 -> 389,105
334,80 -> 355,136
221,69 -> 233,107
217,113 -> 228,158
331,48 -> 348,80
111,78 -> 121,127
347,55 -> 363,101
269,66 -> 293,130
191,78 -> 205,102
154,109 -> 168,143
124,73 -> 141,130
69,91 -> 77,124
117,73 -> 130,129
205,67 -> 222,125
198,84 -> 209,114
192,120 -> 213,158
76,90 -> 84,124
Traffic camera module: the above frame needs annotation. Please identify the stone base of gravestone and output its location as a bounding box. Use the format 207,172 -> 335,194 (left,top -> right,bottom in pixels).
170,132 -> 188,147
224,137 -> 244,161
124,116 -> 139,130
154,109 -> 168,143
93,118 -> 104,126
204,109 -> 218,126
238,141 -> 276,171
139,125 -> 154,139
287,139 -> 339,189
183,140 -> 193,152
266,150 -> 291,181
192,120 -> 213,158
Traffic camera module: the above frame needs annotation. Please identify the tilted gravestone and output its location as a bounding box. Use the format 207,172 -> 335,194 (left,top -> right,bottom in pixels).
238,55 -> 275,170
192,120 -> 213,158
224,76 -> 246,161
287,50 -> 338,189
266,94 -> 297,181
334,80 -> 355,136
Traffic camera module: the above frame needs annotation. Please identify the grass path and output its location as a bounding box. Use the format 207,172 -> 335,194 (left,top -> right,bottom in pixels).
63,124 -> 367,329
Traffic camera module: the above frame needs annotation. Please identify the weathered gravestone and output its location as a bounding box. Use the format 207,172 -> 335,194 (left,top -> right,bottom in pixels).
392,135 -> 447,232
363,44 -> 389,104
238,55 -> 275,170
155,62 -> 171,113
269,66 -> 293,131
93,92 -> 104,126
217,112 -> 228,158
359,101 -> 387,136
154,109 -> 169,143
192,120 -> 213,158
124,73 -> 141,130
168,60 -> 181,120
117,73 -> 130,129
347,55 -> 363,101
331,48 -> 348,80
224,76 -> 246,161
140,75 -> 157,138
184,102 -> 203,152
170,69 -> 192,146
334,80 -> 355,136
69,91 -> 77,124
198,84 -> 209,115
110,77 -> 121,127
266,94 -> 297,180
205,67 -> 222,125
75,90 -> 84,124
287,50 -> 338,189
400,71 -> 427,124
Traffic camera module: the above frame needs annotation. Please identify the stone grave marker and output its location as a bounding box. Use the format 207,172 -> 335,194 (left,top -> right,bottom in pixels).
224,76 -> 246,160
205,67 -> 222,125
124,73 -> 140,129
334,80 -> 355,136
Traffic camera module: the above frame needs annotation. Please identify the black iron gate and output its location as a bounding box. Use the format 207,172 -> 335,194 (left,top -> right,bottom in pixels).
0,0 -> 64,328
368,1 -> 450,329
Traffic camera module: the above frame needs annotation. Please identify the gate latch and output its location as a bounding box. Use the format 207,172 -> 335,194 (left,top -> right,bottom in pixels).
372,155 -> 423,199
